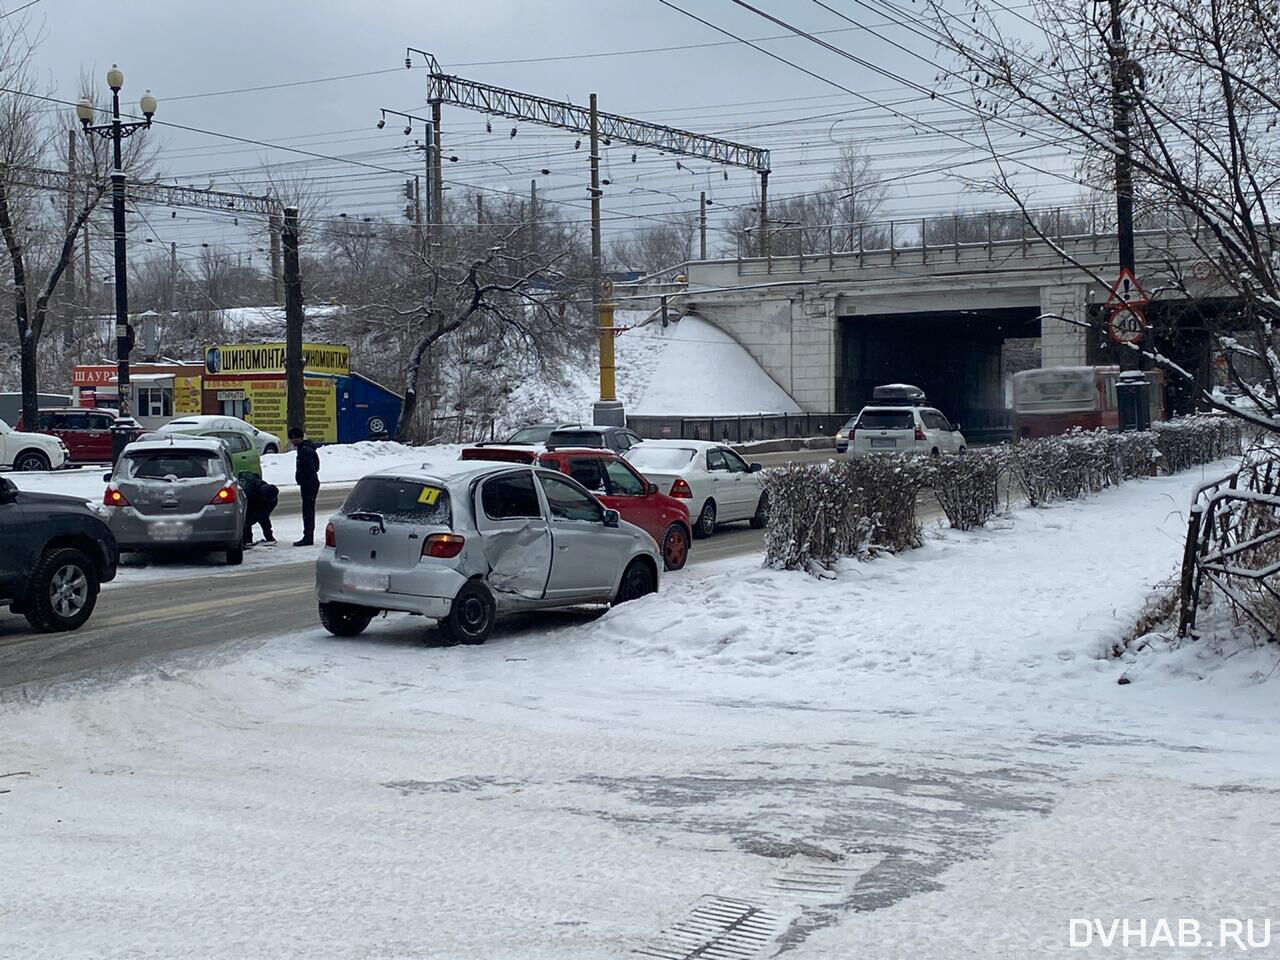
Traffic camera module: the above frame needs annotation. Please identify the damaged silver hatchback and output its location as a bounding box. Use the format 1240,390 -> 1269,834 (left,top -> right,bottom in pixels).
315,460 -> 662,644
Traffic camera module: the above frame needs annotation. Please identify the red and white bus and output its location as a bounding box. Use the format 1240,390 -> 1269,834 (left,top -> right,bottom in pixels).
1012,365 -> 1166,439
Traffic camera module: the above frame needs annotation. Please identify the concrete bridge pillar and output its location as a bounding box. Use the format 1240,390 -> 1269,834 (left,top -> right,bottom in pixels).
789,295 -> 837,411
1040,283 -> 1090,367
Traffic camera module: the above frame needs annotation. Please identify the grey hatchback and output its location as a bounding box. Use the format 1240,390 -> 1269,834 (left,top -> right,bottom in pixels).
103,436 -> 247,565
315,460 -> 662,644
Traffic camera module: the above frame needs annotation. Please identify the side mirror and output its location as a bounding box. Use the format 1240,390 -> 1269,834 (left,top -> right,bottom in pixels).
102,472 -> 113,482
0,477 -> 17,504
602,508 -> 620,528
646,482 -> 658,495
749,462 -> 763,473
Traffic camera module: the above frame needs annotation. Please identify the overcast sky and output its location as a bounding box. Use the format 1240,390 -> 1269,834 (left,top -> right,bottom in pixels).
23,0 -> 1078,259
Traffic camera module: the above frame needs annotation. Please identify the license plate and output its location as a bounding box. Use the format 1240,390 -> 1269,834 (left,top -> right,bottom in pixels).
870,438 -> 897,448
148,520 -> 191,539
344,571 -> 389,592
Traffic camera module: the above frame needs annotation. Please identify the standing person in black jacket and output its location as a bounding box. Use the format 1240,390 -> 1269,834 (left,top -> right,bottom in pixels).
290,427 -> 321,546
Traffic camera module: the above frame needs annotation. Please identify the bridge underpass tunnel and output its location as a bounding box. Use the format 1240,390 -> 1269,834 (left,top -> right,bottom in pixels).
838,308 -> 1040,440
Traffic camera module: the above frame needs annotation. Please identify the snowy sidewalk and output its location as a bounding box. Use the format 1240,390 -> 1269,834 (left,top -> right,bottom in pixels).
2,461 -> 1278,959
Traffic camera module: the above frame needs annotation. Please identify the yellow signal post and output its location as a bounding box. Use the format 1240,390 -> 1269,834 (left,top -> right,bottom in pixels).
592,280 -> 625,426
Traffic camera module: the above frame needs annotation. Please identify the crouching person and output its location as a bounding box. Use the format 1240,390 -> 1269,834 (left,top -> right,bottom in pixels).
238,471 -> 280,547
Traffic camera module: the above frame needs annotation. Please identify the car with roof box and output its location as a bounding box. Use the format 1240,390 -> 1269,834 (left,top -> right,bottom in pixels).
316,459 -> 662,644
845,384 -> 967,458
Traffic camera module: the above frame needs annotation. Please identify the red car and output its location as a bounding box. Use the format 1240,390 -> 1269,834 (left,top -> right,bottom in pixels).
17,407 -> 138,463
460,446 -> 693,570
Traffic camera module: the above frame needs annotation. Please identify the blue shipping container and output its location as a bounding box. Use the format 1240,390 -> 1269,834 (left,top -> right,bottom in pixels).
335,373 -> 402,443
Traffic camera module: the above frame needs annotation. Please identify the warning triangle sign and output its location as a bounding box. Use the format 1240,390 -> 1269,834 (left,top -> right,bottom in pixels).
1105,267 -> 1147,307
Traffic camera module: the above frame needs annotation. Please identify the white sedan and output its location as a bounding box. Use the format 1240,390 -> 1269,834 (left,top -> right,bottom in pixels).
625,439 -> 768,538
160,415 -> 281,456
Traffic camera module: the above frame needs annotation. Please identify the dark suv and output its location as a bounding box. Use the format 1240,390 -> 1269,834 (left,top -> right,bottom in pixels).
545,425 -> 643,454
0,476 -> 118,632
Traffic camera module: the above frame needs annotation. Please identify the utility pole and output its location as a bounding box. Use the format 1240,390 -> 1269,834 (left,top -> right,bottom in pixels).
168,242 -> 177,312
475,193 -> 483,226
529,177 -> 538,251
83,216 -> 91,330
282,206 -> 305,437
269,213 -> 282,306
64,129 -> 76,345
422,120 -> 434,249
759,171 -> 770,259
589,92 -> 602,328
431,100 -> 443,245
699,190 -> 708,261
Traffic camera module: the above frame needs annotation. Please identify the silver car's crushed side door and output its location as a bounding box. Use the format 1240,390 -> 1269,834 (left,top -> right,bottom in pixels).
472,470 -> 553,602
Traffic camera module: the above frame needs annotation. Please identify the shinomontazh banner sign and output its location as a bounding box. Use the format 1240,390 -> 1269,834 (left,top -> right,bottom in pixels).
204,343 -> 349,377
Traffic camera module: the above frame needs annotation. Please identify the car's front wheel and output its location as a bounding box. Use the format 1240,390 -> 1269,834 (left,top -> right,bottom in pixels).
14,449 -> 50,472
693,499 -> 717,539
661,523 -> 690,571
438,580 -> 495,645
615,558 -> 657,604
319,602 -> 374,637
24,547 -> 99,633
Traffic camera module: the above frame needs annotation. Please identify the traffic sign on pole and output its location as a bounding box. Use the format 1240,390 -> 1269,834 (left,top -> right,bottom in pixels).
1104,267 -> 1148,344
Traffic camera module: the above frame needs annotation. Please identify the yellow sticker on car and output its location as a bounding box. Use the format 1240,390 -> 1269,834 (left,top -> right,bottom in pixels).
418,486 -> 442,505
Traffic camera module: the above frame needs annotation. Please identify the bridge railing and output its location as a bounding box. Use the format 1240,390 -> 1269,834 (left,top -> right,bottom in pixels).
732,201 -> 1208,273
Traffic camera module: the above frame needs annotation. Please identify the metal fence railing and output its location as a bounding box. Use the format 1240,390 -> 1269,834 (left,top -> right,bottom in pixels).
627,409 -> 1013,445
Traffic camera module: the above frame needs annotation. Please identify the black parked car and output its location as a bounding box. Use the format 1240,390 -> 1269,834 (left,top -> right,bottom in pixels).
0,476 -> 117,632
544,425 -> 644,454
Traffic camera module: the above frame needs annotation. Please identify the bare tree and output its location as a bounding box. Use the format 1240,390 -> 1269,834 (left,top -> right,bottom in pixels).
929,0 -> 1280,435
610,211 -> 698,276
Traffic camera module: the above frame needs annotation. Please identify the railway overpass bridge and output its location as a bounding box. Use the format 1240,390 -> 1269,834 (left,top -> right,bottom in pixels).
675,211 -> 1222,432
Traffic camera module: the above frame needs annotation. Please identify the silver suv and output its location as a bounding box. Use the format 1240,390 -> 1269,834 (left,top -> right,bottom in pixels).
315,461 -> 662,644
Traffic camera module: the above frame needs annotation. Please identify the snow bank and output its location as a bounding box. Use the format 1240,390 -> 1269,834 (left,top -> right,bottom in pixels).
503,311 -> 800,427
8,442 -> 464,501
585,460 -> 1277,692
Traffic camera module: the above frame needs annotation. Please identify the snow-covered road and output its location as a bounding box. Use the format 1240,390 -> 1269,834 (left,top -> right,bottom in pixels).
2,463 -> 1278,958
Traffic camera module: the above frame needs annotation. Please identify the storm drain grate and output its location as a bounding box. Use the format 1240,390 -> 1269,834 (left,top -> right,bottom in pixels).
636,895 -> 780,960
763,862 -> 866,901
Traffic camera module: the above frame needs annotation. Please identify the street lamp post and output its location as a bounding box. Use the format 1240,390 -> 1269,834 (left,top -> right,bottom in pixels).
76,67 -> 157,462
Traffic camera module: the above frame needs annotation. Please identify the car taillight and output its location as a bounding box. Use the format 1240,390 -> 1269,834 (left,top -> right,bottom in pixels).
670,477 -> 692,498
103,487 -> 128,507
324,521 -> 335,548
914,425 -> 926,441
210,485 -> 237,505
423,533 -> 465,558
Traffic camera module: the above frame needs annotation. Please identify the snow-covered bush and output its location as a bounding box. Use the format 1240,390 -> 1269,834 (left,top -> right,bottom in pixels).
1004,429 -> 1115,505
762,462 -> 873,570
927,451 -> 1002,530
1152,416 -> 1243,473
762,456 -> 924,571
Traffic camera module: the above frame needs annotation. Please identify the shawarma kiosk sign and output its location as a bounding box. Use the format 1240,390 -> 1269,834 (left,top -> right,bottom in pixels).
204,343 -> 349,377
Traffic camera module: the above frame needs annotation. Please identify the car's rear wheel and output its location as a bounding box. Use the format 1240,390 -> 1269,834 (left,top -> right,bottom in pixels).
14,449 -> 49,472
319,601 -> 374,637
24,547 -> 98,633
661,524 -> 690,571
693,499 -> 716,539
749,491 -> 770,529
615,558 -> 657,605
225,543 -> 244,565
438,580 -> 495,645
